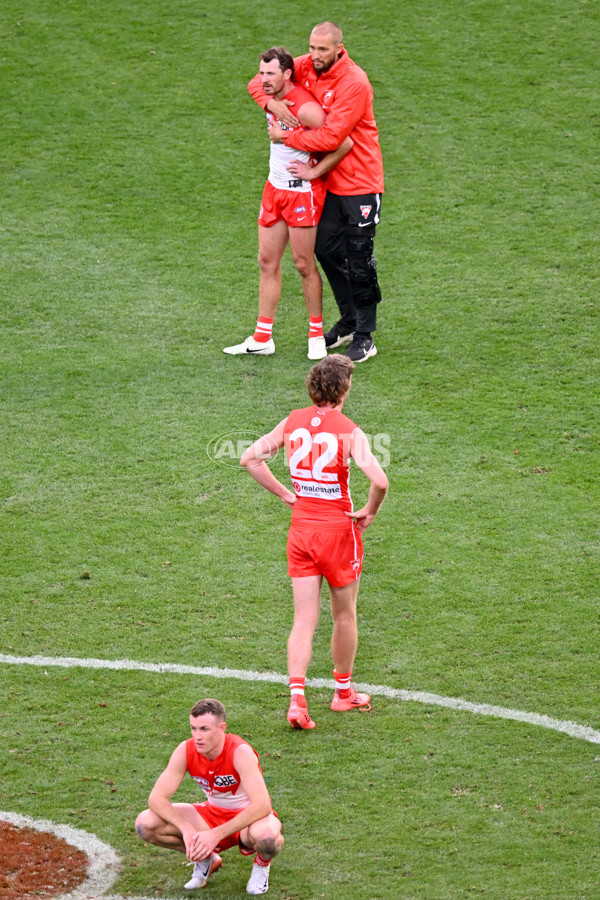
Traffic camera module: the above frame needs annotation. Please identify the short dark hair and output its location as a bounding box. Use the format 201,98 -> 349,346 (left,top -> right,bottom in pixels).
306,355 -> 354,406
260,46 -> 294,78
190,698 -> 226,721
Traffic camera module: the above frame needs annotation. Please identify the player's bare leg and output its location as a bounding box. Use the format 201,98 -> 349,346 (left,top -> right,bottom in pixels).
224,222 -> 287,355
257,221 -> 288,318
241,812 -> 284,860
328,580 -> 359,673
242,813 -> 284,895
289,224 -> 327,360
287,575 -> 321,728
329,580 -> 371,711
288,575 -> 322,676
288,224 -> 322,318
135,803 -> 223,889
135,802 -> 210,851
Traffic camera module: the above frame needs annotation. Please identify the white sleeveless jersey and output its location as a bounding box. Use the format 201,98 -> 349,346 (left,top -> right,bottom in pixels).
265,83 -> 319,192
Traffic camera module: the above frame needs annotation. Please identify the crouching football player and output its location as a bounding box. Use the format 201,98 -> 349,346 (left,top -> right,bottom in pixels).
135,698 -> 283,895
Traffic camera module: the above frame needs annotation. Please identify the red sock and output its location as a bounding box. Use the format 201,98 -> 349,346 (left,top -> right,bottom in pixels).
253,316 -> 274,343
255,852 -> 271,868
333,669 -> 352,699
309,316 -> 323,338
289,676 -> 307,707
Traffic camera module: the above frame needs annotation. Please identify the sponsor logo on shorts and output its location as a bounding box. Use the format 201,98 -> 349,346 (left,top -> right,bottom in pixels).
351,558 -> 361,571
294,205 -> 307,214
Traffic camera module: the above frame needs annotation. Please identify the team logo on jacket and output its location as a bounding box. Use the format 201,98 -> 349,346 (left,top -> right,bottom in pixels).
322,90 -> 334,108
360,205 -> 372,220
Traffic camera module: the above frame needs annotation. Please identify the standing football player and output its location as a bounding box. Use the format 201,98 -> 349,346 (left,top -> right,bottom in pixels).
249,23 -> 385,364
224,46 -> 352,361
241,355 -> 388,728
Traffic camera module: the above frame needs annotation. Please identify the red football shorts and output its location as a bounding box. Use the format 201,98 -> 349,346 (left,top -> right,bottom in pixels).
194,802 -> 278,854
258,179 -> 326,228
287,524 -> 363,587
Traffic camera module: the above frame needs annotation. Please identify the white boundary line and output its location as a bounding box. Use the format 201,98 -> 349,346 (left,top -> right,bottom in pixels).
2,652 -> 599,745
0,810 -> 176,900
0,810 -> 119,899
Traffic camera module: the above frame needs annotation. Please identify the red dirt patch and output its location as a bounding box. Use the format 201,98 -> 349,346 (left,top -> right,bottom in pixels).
0,821 -> 88,899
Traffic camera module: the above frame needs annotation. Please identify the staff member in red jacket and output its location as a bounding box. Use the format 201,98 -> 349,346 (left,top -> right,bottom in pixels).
248,22 -> 384,363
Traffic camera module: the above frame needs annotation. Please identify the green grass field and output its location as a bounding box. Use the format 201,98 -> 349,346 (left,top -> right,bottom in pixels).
1,1 -> 599,898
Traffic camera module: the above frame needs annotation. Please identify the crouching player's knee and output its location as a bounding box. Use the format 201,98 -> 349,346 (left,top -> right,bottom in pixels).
247,817 -> 284,861
256,835 -> 278,860
134,810 -> 153,843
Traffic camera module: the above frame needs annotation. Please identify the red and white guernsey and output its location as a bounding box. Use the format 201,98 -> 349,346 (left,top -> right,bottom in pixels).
185,733 -> 260,811
284,405 -> 358,530
266,82 -> 320,192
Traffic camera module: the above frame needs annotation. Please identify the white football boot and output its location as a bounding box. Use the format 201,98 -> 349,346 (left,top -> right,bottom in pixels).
223,336 -> 275,356
184,853 -> 222,889
307,336 -> 327,360
246,860 -> 271,895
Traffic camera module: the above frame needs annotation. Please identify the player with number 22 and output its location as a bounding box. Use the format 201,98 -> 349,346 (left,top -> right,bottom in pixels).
241,355 -> 388,730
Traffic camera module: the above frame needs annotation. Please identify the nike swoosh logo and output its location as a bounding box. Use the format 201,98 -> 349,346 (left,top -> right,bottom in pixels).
246,347 -> 267,353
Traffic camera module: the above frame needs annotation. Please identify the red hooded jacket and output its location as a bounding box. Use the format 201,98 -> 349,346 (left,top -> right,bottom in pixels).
248,49 -> 384,196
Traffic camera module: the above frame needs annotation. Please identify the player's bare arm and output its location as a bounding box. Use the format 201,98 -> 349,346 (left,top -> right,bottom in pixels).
287,136 -> 354,182
266,97 -> 299,127
267,97 -> 324,143
147,742 -> 199,857
240,418 -> 296,509
345,427 -> 388,533
189,744 -> 274,861
297,100 -> 326,130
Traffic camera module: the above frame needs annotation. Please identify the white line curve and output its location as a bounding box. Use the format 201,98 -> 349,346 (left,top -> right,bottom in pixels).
2,652 -> 599,744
